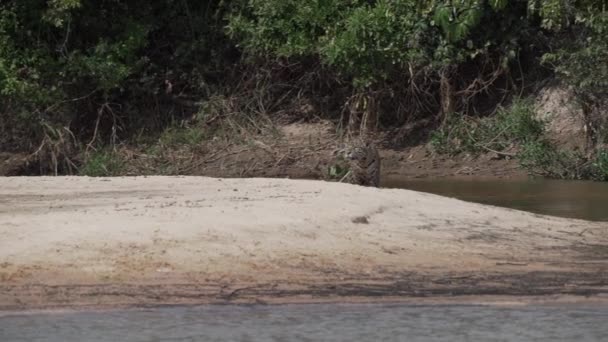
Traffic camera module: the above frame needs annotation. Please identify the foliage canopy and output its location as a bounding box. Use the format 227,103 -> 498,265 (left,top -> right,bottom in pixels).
0,0 -> 607,176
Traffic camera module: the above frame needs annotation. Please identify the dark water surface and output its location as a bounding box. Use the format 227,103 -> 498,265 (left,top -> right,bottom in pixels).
383,177 -> 608,222
2,304 -> 608,342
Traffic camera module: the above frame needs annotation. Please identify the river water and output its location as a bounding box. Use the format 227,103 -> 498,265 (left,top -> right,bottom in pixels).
2,304 -> 608,342
383,177 -> 608,222
2,178 -> 607,341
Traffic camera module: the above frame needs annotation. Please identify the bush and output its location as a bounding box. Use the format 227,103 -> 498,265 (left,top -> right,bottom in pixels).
228,0 -> 532,86
79,150 -> 125,177
593,150 -> 608,181
519,142 -> 608,181
158,125 -> 206,148
431,98 -> 608,181
1,0 -> 232,153
431,99 -> 543,155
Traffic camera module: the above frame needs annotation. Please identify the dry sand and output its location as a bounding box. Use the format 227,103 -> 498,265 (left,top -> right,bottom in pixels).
0,176 -> 607,311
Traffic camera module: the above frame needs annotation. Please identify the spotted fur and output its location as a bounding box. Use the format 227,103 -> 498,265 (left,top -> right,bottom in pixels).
339,140 -> 381,187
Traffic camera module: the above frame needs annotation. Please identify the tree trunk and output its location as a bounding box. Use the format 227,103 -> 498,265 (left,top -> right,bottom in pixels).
439,68 -> 456,127
580,94 -> 608,155
347,91 -> 378,139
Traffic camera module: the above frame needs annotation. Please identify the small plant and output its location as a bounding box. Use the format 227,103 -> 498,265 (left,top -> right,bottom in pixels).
518,140 -> 574,179
158,126 -> 206,147
592,150 -> 608,181
328,163 -> 349,180
519,142 -> 608,181
494,100 -> 545,143
80,150 -> 125,177
430,114 -> 470,155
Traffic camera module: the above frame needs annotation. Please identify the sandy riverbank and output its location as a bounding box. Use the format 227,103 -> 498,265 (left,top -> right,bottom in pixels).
1,176 -> 607,311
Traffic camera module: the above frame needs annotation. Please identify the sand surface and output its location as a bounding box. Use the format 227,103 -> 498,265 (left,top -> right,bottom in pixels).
1,176 -> 607,310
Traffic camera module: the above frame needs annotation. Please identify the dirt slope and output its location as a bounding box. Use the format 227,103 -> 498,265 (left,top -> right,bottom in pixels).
0,176 -> 607,310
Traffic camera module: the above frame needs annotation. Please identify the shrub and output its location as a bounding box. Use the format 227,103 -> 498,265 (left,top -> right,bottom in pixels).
0,0 -> 232,154
431,99 -> 542,155
591,149 -> 608,181
79,150 -> 125,177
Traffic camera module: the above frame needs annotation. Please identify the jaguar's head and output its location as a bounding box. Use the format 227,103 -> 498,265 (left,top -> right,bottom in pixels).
344,145 -> 368,161
334,141 -> 373,161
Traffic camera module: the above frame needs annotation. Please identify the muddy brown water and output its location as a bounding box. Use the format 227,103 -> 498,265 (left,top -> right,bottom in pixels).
382,177 -> 608,222
2,304 -> 608,342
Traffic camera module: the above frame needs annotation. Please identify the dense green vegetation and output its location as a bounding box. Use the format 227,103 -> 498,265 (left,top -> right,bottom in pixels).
1,0 -> 607,178
431,100 -> 608,181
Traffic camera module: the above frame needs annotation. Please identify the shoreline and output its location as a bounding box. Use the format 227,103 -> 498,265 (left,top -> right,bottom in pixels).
1,121 -> 527,180
3,295 -> 608,316
1,176 -> 607,312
